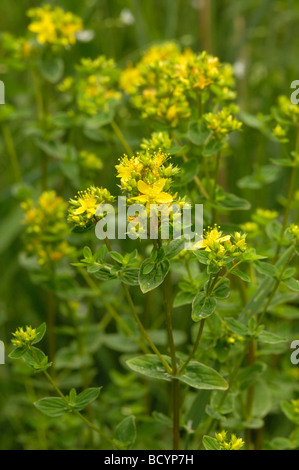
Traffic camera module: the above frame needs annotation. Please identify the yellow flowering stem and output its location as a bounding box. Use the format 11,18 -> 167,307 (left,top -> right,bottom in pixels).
110,119 -> 134,157
28,346 -> 119,448
1,122 -> 22,183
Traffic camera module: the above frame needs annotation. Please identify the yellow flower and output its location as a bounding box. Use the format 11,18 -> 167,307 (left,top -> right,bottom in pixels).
194,227 -> 231,251
72,191 -> 99,217
133,179 -> 174,208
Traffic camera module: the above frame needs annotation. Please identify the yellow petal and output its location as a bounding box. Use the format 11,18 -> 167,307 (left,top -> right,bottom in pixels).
152,178 -> 166,194
137,180 -> 151,195
156,192 -> 173,204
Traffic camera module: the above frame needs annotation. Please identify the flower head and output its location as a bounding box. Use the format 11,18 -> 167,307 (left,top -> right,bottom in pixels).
215,431 -> 244,451
11,326 -> 38,348
27,5 -> 83,48
68,186 -> 115,228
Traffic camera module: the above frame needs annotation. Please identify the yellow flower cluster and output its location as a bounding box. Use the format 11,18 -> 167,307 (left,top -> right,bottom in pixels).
21,191 -> 74,266
68,186 -> 115,228
60,56 -> 121,116
120,42 -> 236,127
192,226 -> 247,261
203,106 -> 242,139
215,431 -> 244,450
11,326 -> 38,348
115,149 -> 179,197
27,5 -> 83,48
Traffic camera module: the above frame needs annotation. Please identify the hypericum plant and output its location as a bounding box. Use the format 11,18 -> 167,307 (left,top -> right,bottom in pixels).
3,19 -> 299,450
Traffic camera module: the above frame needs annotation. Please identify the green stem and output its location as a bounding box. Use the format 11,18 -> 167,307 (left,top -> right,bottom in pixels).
2,123 -> 22,183
178,319 -> 205,375
123,283 -> 172,374
110,119 -> 133,156
103,238 -> 171,372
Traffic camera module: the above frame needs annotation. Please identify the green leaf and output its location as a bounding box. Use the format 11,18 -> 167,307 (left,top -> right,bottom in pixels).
192,250 -> 210,264
32,323 -> 47,344
139,259 -> 170,293
281,401 -> 299,425
216,192 -> 251,211
164,238 -> 186,259
126,355 -> 172,381
202,436 -> 220,450
283,277 -> 299,292
178,361 -> 228,391
110,251 -> 124,264
192,294 -> 217,322
69,388 -> 77,406
83,246 -> 92,259
225,317 -> 252,339
23,347 -> 51,371
254,261 -> 278,278
230,268 -> 250,282
257,330 -> 288,344
202,138 -> 224,157
114,416 -> 136,449
213,279 -> 230,299
120,268 -> 139,286
173,291 -> 195,308
9,346 -> 27,359
74,387 -> 102,411
34,397 -> 69,417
